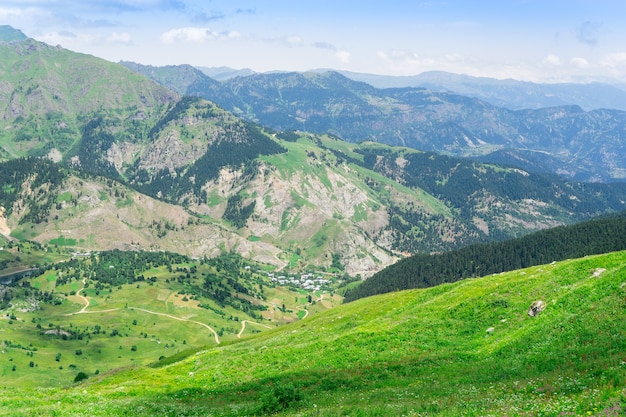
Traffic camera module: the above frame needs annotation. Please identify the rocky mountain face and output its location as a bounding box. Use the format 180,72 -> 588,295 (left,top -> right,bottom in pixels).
3,27 -> 626,276
123,63 -> 626,183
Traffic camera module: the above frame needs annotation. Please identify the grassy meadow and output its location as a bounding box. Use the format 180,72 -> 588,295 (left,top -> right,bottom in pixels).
1,247 -> 341,396
1,250 -> 625,415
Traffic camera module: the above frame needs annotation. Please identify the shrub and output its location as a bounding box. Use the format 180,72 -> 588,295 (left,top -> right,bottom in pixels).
74,372 -> 88,383
256,382 -> 303,414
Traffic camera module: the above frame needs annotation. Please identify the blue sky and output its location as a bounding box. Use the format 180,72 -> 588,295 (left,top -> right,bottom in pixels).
2,0 -> 626,82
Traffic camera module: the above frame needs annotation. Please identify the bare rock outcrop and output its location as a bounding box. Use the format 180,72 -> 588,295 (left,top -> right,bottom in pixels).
0,206 -> 10,237
528,300 -> 546,317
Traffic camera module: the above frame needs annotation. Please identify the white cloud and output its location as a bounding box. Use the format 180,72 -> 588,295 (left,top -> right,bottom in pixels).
313,41 -> 335,50
600,52 -> 626,69
107,32 -> 133,45
285,36 -> 302,46
570,57 -> 589,68
0,6 -> 29,19
0,6 -> 50,26
335,50 -> 350,63
160,27 -> 240,44
543,54 -> 561,66
311,41 -> 349,62
378,49 -> 421,65
263,35 -> 302,48
444,54 -> 463,63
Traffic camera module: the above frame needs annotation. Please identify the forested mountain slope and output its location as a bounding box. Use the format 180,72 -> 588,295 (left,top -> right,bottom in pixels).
345,210 -> 626,301
5,134 -> 626,276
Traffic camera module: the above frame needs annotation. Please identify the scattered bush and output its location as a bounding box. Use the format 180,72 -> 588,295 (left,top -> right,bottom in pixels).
74,372 -> 88,383
256,382 -> 303,414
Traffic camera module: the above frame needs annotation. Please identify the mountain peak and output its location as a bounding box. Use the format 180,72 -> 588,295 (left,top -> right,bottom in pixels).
0,25 -> 28,43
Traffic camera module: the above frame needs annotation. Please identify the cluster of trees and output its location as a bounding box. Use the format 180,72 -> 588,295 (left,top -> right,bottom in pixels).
200,271 -> 265,319
38,248 -> 264,316
85,250 -> 189,286
74,116 -> 120,179
132,120 -> 285,204
0,157 -> 66,223
386,204 -> 479,253
0,280 -> 61,310
147,96 -> 200,138
344,211 -> 626,302
223,194 -> 256,229
47,249 -> 189,287
275,130 -> 300,142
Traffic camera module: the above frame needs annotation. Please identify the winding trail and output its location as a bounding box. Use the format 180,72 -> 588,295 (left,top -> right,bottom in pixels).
75,278 -> 89,313
64,281 -> 221,344
68,308 -> 120,314
129,307 -> 220,345
237,320 -> 273,339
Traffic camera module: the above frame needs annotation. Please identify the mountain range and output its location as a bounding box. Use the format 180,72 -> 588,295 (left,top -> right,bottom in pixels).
122,62 -> 626,183
318,69 -> 626,111
198,65 -> 626,111
1,26 -> 626,276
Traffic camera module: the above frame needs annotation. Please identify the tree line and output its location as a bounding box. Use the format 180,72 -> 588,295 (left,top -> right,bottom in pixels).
344,211 -> 626,302
0,157 -> 66,224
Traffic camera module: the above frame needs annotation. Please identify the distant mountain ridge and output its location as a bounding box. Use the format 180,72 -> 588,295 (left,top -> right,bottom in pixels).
196,66 -> 256,81
197,65 -> 626,111
329,69 -> 626,111
123,62 -> 626,182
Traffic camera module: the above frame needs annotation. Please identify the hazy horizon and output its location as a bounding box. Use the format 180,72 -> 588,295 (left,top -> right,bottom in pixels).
3,1 -> 626,83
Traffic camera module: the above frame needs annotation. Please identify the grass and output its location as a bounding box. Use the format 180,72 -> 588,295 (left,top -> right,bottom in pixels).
206,189 -> 225,207
351,202 -> 368,222
0,249 -> 344,398
115,194 -> 134,209
48,236 -> 77,246
288,252 -> 301,269
56,191 -> 73,203
2,250 -> 626,415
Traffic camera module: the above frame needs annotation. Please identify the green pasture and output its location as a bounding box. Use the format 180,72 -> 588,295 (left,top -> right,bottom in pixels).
1,250 -> 624,415
0,252 -> 334,396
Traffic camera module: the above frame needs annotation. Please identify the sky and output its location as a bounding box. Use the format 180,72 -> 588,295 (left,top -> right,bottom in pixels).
2,0 -> 626,83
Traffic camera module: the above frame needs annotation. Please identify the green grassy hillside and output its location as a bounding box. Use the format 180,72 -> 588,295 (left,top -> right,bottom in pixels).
0,244 -> 342,393
2,250 -> 625,416
0,37 -> 175,160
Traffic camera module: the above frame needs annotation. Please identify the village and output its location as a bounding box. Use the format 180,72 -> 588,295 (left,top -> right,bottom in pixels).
264,270 -> 333,292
